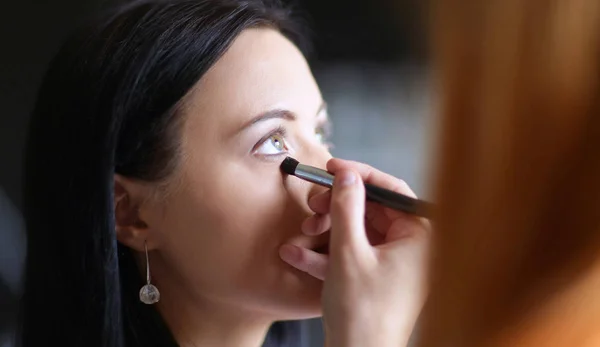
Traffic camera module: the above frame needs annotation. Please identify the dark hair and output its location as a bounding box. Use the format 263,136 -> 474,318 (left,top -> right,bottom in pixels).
19,1 -> 309,346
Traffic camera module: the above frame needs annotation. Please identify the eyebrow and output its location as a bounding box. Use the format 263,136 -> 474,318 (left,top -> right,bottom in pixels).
235,102 -> 327,134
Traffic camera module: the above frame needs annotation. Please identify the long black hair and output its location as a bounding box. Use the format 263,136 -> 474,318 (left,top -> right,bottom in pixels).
20,1 -> 309,346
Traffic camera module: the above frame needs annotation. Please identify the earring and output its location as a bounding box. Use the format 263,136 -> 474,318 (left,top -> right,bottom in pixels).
139,240 -> 160,304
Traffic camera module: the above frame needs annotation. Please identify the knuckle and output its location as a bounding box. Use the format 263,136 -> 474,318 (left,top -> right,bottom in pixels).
306,255 -> 326,277
331,191 -> 349,210
362,166 -> 376,182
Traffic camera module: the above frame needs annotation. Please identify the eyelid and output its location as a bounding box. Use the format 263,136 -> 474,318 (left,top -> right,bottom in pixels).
251,118 -> 333,157
251,126 -> 288,153
317,119 -> 333,136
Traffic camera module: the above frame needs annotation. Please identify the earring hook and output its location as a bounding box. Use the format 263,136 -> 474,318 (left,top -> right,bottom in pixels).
139,240 -> 160,304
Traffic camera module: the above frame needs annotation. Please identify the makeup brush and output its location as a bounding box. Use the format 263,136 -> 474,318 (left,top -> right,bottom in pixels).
280,157 -> 433,218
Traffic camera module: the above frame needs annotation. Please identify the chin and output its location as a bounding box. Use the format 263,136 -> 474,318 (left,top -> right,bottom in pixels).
277,299 -> 323,320
243,259 -> 325,320
268,266 -> 324,320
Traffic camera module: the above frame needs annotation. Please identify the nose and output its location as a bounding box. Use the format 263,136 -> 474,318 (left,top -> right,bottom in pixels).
298,141 -> 332,173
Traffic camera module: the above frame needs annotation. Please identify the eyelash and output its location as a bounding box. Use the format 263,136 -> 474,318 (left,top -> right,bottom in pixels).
252,123 -> 333,157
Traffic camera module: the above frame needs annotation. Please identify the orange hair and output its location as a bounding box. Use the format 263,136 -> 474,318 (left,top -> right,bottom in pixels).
420,1 -> 600,346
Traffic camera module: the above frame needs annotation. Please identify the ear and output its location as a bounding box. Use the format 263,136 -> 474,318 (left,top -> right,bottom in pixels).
114,174 -> 155,252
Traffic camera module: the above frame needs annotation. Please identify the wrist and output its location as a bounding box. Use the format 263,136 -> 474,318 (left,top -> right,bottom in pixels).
324,320 -> 411,347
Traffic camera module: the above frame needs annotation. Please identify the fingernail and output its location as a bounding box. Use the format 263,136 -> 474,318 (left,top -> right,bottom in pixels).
279,244 -> 301,264
336,170 -> 356,187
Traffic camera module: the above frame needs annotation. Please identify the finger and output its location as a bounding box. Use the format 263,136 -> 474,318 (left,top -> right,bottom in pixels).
302,214 -> 331,236
365,218 -> 387,246
365,201 -> 392,234
327,158 -> 416,198
385,213 -> 432,243
279,244 -> 328,280
329,157 -> 420,231
329,169 -> 370,256
308,190 -> 332,214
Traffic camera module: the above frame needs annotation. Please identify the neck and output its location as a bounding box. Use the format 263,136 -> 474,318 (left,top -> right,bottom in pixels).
156,285 -> 274,347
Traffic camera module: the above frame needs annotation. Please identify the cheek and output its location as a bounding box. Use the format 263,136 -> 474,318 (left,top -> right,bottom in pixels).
154,168 -> 302,290
221,170 -> 286,218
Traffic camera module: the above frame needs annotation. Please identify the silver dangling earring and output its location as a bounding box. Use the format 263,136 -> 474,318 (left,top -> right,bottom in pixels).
139,240 -> 160,304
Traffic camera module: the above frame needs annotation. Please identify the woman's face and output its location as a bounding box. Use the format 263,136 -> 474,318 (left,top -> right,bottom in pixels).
140,28 -> 332,320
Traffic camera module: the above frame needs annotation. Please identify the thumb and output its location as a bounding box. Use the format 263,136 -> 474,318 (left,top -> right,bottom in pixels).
329,169 -> 370,258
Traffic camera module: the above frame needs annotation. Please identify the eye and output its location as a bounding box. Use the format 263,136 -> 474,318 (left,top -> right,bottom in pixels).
315,121 -> 333,148
315,127 -> 326,144
254,131 -> 289,156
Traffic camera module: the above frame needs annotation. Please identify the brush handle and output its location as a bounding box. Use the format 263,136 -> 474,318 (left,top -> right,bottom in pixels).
364,183 -> 431,218
289,159 -> 433,218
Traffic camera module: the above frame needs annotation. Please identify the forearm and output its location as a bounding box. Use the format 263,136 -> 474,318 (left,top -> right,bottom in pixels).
324,335 -> 410,347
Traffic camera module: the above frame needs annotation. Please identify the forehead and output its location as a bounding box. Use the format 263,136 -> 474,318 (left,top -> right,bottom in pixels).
180,28 -> 321,136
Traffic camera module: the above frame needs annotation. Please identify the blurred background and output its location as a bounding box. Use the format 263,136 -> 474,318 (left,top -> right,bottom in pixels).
0,0 -> 430,346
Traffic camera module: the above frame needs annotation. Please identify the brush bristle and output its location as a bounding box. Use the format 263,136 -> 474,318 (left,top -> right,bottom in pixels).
280,157 -> 299,175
